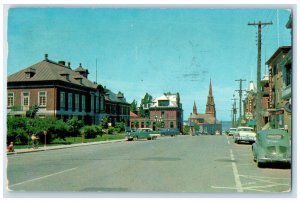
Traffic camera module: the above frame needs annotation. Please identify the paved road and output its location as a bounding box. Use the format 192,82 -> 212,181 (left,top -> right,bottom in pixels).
5,135 -> 291,194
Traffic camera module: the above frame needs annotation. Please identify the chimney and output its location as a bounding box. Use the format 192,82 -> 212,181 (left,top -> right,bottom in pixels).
45,54 -> 48,61
58,61 -> 66,66
68,62 -> 71,68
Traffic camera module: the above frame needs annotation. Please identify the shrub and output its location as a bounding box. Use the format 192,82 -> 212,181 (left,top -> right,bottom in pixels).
107,126 -> 115,134
80,125 -> 98,139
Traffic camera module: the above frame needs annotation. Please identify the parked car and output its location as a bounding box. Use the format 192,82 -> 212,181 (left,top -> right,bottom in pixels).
228,128 -> 236,136
233,126 -> 256,144
252,129 -> 291,167
125,128 -> 160,141
159,128 -> 180,137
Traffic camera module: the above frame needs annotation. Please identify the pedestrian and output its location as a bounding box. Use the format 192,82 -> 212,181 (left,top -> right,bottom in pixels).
7,142 -> 14,152
31,134 -> 37,148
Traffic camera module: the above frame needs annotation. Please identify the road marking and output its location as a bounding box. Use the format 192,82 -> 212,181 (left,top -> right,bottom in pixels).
8,167 -> 77,187
230,149 -> 243,192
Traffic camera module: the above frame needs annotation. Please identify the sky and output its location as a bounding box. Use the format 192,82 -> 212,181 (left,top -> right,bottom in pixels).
6,7 -> 292,121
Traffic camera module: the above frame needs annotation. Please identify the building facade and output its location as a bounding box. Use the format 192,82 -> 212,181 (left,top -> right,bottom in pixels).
7,54 -> 129,125
130,92 -> 183,132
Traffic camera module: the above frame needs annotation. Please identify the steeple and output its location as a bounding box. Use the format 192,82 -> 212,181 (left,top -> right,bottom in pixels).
193,101 -> 197,115
205,79 -> 216,118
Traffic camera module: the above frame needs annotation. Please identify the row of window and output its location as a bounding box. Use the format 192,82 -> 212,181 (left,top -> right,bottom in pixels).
60,92 -> 87,112
7,91 -> 46,107
130,121 -> 175,128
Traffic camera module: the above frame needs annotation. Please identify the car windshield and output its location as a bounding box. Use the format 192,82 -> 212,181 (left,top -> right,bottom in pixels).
238,128 -> 253,132
266,134 -> 284,140
230,128 -> 236,131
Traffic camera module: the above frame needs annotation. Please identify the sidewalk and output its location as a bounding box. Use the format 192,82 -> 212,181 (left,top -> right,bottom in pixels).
7,139 -> 126,155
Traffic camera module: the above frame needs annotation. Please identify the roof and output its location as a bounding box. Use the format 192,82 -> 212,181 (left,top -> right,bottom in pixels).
104,89 -> 129,105
8,59 -> 101,90
151,93 -> 180,108
266,46 -> 292,65
189,113 -> 221,124
130,112 -> 138,117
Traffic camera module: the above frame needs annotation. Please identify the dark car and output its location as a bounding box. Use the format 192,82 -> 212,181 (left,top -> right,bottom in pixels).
159,128 -> 180,137
252,129 -> 291,167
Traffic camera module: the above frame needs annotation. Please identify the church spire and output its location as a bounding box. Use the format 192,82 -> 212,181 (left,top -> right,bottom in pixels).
193,101 -> 197,115
205,79 -> 216,118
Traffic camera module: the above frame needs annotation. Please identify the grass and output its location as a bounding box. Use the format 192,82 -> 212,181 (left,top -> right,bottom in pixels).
13,134 -> 126,149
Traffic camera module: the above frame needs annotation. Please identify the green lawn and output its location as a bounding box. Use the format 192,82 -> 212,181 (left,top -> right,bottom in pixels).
13,134 -> 126,149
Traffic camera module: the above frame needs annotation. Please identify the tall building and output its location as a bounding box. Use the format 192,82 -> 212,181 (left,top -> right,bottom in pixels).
205,79 -> 216,118
189,80 -> 222,134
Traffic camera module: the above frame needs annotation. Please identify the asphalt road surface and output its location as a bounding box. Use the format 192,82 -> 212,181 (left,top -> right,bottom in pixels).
5,135 -> 292,194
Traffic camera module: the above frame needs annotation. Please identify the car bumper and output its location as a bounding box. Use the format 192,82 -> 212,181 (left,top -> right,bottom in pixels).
237,136 -> 256,142
257,157 -> 291,164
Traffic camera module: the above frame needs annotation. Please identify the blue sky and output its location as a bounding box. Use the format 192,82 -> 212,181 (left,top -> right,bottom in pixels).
7,8 -> 292,121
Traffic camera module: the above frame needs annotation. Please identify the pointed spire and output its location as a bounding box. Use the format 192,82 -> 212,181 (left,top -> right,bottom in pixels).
209,78 -> 213,96
205,79 -> 216,118
193,101 -> 197,115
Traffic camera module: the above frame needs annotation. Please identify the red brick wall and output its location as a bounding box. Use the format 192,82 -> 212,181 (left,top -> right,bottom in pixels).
7,88 -> 56,110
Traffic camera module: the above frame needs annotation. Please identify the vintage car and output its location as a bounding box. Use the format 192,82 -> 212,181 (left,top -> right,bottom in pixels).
228,128 -> 236,136
159,128 -> 180,137
125,128 -> 160,141
233,126 -> 256,144
252,129 -> 291,167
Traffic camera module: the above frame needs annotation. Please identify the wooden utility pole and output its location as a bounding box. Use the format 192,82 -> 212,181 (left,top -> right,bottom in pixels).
248,21 -> 272,131
235,79 -> 246,122
232,94 -> 238,127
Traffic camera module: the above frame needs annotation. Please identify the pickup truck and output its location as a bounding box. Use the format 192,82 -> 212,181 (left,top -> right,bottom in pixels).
125,128 -> 161,141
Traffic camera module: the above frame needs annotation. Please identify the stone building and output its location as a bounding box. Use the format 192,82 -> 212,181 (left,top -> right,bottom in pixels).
189,80 -> 222,134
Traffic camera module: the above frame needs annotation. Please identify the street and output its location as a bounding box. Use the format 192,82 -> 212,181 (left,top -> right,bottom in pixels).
6,135 -> 291,193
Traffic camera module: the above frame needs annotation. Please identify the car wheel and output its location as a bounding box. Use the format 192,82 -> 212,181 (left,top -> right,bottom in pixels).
257,161 -> 263,168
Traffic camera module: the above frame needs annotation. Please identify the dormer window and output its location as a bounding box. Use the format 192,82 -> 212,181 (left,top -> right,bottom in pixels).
59,70 -> 70,81
24,68 -> 36,78
74,75 -> 84,85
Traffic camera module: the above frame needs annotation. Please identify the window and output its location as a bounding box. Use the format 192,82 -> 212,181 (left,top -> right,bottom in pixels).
286,63 -> 292,86
22,92 -> 30,107
158,100 -> 169,107
38,91 -> 47,107
82,95 -> 86,112
75,94 -> 79,111
68,93 -> 73,110
60,92 -> 65,110
7,92 -> 14,107
170,122 -> 174,128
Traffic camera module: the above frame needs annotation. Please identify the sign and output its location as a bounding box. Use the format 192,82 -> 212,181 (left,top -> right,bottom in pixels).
245,112 -> 253,120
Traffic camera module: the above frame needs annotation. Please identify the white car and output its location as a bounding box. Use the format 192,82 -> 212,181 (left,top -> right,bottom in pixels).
228,128 -> 236,136
233,127 -> 256,144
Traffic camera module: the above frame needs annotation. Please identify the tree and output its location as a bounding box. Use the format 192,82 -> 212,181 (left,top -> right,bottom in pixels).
26,105 -> 39,118
139,93 -> 153,118
130,100 -> 138,114
67,117 -> 84,137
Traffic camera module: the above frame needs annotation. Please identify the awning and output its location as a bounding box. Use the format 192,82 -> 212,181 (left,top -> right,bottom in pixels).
246,119 -> 256,127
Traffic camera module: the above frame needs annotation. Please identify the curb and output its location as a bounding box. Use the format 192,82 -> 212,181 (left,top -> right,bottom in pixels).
6,139 -> 126,155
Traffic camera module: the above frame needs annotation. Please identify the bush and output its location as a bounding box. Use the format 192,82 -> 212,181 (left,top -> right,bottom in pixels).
107,126 -> 115,134
80,125 -> 101,139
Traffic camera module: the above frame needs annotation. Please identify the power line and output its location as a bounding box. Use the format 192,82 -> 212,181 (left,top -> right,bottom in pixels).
235,79 -> 246,121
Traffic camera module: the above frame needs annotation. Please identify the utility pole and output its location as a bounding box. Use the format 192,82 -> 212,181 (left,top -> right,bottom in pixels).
248,21 -> 272,131
235,79 -> 246,123
232,94 -> 238,127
